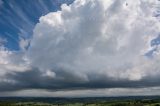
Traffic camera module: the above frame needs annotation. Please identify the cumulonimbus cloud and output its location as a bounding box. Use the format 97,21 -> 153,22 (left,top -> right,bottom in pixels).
0,0 -> 160,92
28,0 -> 160,80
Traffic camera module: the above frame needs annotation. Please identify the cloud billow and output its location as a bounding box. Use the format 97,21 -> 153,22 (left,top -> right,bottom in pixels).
0,0 -> 160,94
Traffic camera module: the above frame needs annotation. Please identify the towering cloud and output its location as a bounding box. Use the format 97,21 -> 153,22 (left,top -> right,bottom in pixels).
28,0 -> 160,81
0,0 -> 160,96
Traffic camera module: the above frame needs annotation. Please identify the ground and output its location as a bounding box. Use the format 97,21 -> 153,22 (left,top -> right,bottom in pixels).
1,97 -> 160,106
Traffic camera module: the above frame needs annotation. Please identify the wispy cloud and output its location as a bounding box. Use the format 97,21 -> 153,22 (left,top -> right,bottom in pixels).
0,37 -> 7,46
0,0 -> 3,6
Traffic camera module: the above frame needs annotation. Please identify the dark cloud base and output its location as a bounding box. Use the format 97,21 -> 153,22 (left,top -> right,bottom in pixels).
0,67 -> 159,92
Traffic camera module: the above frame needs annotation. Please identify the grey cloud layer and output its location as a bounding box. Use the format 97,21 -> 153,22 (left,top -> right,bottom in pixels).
1,67 -> 160,92
0,0 -> 160,94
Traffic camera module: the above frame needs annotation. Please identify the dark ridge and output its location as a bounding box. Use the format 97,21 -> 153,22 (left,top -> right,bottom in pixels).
0,96 -> 160,104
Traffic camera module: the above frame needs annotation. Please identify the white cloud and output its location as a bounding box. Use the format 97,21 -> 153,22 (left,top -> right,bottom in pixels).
28,0 -> 160,81
0,46 -> 30,83
19,38 -> 30,51
0,37 -> 6,46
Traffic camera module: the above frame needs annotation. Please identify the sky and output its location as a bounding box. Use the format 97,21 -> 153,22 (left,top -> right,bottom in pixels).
0,0 -> 160,97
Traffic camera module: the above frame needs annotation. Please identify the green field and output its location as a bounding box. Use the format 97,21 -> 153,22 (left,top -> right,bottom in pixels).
1,98 -> 160,106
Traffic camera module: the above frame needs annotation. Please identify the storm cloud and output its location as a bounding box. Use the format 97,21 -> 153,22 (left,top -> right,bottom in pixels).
0,0 -> 160,96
